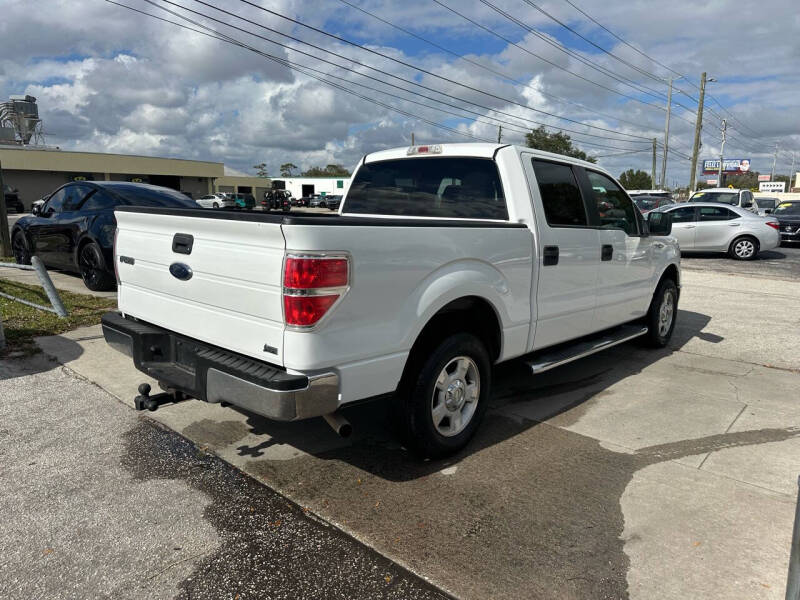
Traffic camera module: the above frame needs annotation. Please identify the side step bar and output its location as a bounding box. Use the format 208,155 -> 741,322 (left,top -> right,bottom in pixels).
525,325 -> 648,374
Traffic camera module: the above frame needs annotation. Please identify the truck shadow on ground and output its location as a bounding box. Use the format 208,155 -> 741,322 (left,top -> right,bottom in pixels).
216,308 -> 800,599
232,309 -> 720,478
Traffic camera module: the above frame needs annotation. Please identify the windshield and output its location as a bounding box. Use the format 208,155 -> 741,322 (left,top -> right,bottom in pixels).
634,197 -> 671,211
774,202 -> 800,216
755,198 -> 777,208
689,191 -> 738,205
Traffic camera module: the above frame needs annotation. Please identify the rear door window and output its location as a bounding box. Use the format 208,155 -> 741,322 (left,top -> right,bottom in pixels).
345,157 -> 508,220
699,206 -> 738,221
531,159 -> 587,227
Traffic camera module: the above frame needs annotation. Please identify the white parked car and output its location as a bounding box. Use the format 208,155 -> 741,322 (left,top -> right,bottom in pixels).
102,143 -> 680,457
653,202 -> 780,260
688,188 -> 756,212
195,193 -> 233,209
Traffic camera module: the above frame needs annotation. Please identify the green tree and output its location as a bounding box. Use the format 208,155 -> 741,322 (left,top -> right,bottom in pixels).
253,163 -> 269,177
618,169 -> 652,190
280,162 -> 298,177
302,164 -> 351,177
524,126 -> 596,163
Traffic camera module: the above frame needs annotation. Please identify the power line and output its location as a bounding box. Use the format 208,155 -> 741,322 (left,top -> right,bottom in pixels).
227,0 -> 658,139
150,0 -> 651,144
104,0 -> 494,143
334,0 -> 663,134
430,0 -> 674,117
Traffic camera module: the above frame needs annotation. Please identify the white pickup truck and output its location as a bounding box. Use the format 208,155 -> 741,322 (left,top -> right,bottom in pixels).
102,143 -> 679,457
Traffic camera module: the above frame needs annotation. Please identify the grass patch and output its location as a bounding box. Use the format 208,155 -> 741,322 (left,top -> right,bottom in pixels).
0,277 -> 117,356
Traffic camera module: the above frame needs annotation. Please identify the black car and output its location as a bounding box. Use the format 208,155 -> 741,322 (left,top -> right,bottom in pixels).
11,181 -> 196,291
774,200 -> 800,244
3,184 -> 25,213
262,189 -> 292,211
326,195 -> 343,211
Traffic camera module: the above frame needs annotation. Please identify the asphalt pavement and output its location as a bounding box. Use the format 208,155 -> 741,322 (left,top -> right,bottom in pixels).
0,358 -> 451,600
681,243 -> 800,280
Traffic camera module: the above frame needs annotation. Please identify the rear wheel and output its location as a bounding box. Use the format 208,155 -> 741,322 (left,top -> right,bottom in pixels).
212,202 -> 219,209
12,231 -> 31,265
729,235 -> 759,260
79,241 -> 115,291
643,278 -> 678,348
394,333 -> 491,458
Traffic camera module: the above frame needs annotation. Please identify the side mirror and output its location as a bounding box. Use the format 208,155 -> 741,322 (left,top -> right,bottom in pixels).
31,204 -> 41,216
764,208 -> 772,214
647,211 -> 672,236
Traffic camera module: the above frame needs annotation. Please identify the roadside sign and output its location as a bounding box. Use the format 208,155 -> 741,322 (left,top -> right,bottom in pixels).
706,179 -> 718,185
759,181 -> 786,193
702,158 -> 751,174
758,174 -> 771,182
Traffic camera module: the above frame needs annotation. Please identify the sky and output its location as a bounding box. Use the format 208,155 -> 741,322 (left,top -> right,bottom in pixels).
1,0 -> 799,185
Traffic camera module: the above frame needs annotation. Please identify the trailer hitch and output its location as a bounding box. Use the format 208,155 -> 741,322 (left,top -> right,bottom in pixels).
134,383 -> 187,412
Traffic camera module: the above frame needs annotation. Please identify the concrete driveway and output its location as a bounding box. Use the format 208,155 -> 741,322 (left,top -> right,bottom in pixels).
7,257 -> 800,599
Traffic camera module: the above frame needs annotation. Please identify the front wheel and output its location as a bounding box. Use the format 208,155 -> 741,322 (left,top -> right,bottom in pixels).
395,333 -> 491,458
79,241 -> 115,291
729,235 -> 759,260
212,202 -> 219,209
643,278 -> 678,347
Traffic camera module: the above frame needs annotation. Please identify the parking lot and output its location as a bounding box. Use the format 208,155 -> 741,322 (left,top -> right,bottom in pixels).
1,248 -> 797,599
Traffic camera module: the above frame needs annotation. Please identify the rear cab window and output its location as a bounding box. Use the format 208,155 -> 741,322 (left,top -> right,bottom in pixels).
344,157 -> 508,220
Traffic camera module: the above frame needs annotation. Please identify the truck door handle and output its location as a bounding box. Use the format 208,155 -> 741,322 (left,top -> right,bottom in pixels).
728,222 -> 741,227
601,244 -> 613,261
543,245 -> 559,266
172,233 -> 194,255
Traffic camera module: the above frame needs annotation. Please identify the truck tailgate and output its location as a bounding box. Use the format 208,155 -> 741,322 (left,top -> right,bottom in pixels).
114,209 -> 286,365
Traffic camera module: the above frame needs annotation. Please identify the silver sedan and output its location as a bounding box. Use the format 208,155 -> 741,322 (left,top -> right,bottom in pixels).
655,202 -> 780,260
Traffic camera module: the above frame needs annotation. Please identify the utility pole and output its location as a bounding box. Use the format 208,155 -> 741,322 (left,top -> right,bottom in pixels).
411,132 -> 415,146
497,126 -> 503,144
651,138 -> 657,190
0,159 -> 11,258
717,119 -> 727,188
790,153 -> 796,191
660,76 -> 673,189
771,142 -> 778,181
689,72 -> 707,192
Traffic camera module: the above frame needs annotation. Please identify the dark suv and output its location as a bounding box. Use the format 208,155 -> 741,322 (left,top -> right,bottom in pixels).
3,184 -> 25,213
774,200 -> 800,244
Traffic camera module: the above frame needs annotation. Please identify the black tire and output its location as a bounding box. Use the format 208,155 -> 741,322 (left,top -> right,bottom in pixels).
78,241 -> 115,291
728,235 -> 759,260
642,277 -> 678,347
394,333 -> 491,459
12,230 -> 31,265
212,202 -> 219,209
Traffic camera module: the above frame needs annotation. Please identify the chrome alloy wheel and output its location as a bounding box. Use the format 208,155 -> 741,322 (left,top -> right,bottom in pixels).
658,289 -> 675,338
431,356 -> 480,437
734,238 -> 756,259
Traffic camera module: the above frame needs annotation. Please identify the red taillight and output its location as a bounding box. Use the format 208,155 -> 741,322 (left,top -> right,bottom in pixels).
766,221 -> 780,230
113,227 -> 120,285
283,295 -> 339,327
283,256 -> 349,327
284,257 -> 348,289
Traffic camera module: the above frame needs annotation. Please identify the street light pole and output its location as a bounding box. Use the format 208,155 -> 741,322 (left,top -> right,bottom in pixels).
717,119 -> 727,187
771,143 -> 779,182
689,73 -> 709,192
651,138 -> 657,190
660,76 -> 673,189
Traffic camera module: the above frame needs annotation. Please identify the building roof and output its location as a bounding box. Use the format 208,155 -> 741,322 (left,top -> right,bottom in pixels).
0,144 -> 224,178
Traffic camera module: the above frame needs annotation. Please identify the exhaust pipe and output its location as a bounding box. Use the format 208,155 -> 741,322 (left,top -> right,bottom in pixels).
323,412 -> 352,438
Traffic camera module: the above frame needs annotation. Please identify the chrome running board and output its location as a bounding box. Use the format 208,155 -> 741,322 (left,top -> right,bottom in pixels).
525,325 -> 648,374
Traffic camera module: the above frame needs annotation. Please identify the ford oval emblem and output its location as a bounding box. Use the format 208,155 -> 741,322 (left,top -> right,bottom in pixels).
169,262 -> 193,281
